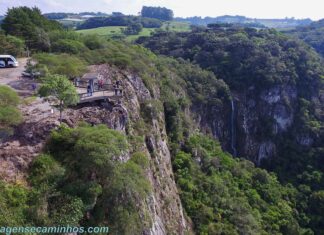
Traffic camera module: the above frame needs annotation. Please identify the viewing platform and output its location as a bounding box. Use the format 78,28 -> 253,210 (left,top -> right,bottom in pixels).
75,73 -> 123,104
77,87 -> 123,104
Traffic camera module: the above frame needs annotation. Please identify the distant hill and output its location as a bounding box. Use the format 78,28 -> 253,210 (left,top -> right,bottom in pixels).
43,12 -> 109,20
43,12 -> 110,28
77,15 -> 163,30
175,15 -> 312,29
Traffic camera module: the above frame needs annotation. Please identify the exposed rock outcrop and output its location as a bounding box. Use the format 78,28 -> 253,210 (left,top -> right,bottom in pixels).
0,64 -> 190,234
198,81 -> 321,165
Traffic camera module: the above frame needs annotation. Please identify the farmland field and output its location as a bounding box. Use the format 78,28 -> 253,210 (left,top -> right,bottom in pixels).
76,21 -> 191,41
58,18 -> 85,28
161,21 -> 191,32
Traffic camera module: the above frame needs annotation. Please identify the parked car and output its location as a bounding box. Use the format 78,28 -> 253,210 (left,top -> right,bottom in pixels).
0,55 -> 19,68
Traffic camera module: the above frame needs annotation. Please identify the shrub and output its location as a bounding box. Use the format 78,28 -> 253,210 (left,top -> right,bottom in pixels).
52,39 -> 87,54
0,86 -> 22,138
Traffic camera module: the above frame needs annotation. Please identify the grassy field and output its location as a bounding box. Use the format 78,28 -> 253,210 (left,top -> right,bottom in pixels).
161,21 -> 191,32
76,21 -> 191,41
58,18 -> 85,28
77,26 -> 126,37
77,26 -> 155,42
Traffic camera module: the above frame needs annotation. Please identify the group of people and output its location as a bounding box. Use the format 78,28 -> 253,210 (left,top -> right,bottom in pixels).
86,79 -> 123,97
113,80 -> 123,96
86,79 -> 105,97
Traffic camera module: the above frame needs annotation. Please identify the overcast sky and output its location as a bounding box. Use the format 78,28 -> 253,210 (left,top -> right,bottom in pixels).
1,0 -> 323,20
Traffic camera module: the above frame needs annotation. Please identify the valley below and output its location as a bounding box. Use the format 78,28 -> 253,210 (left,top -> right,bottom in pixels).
0,4 -> 323,235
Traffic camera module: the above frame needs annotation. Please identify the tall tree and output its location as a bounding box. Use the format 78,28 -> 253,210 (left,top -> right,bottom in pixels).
141,6 -> 174,21
1,7 -> 61,51
39,74 -> 79,123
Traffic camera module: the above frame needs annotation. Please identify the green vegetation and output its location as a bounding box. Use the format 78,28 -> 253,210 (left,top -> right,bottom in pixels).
77,26 -> 155,41
175,15 -> 311,29
2,7 -> 62,51
44,12 -> 109,20
0,125 -> 151,234
138,26 -> 324,91
77,15 -> 162,30
57,18 -> 85,28
0,181 -> 29,226
76,22 -> 190,42
139,25 -> 324,234
0,32 -> 25,56
123,28 -> 156,41
0,86 -> 22,138
161,21 -> 191,32
287,19 -> 324,57
34,125 -> 150,233
77,26 -> 126,38
1,6 -> 324,235
39,74 -> 79,122
123,23 -> 143,35
174,135 -> 306,234
32,53 -> 86,78
141,6 -> 174,21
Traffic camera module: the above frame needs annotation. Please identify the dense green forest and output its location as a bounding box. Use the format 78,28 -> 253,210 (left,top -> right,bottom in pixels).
44,12 -> 109,20
1,7 -> 62,51
287,19 -> 324,57
138,26 -> 324,234
175,15 -> 312,28
141,6 -> 174,21
77,15 -> 163,30
0,6 -> 324,235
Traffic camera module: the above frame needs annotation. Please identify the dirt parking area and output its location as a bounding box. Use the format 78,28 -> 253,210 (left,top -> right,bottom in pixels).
0,58 -> 38,96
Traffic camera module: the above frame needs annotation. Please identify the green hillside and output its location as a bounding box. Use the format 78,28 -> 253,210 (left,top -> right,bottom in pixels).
77,26 -> 155,41
76,21 -> 190,41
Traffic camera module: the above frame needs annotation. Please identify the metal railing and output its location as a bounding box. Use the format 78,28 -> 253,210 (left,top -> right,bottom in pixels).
78,89 -> 123,101
75,80 -> 124,102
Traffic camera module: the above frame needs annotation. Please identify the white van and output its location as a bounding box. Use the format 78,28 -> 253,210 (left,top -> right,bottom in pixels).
0,55 -> 19,68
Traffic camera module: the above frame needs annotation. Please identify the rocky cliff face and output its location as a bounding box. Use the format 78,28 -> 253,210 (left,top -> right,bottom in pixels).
0,64 -> 190,235
96,65 -> 189,234
199,80 -> 323,165
235,84 -> 297,164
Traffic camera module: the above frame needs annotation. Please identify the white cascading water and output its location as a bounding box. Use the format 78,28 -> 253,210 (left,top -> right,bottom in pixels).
231,100 -> 237,157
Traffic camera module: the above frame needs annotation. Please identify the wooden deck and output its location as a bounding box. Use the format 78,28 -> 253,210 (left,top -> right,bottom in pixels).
77,87 -> 122,104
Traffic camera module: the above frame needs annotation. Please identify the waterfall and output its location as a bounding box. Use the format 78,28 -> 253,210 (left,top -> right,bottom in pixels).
231,100 -> 237,157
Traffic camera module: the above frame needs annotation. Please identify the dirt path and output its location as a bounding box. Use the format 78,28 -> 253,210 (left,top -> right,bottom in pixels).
0,58 -> 27,82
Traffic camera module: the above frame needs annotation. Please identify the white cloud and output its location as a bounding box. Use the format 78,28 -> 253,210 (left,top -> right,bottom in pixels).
0,0 -> 323,20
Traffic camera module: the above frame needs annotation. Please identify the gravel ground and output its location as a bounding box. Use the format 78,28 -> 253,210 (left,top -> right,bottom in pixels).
0,58 -> 39,96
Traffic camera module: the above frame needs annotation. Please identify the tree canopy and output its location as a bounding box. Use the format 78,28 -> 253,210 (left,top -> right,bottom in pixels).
287,19 -> 324,57
174,135 -> 305,234
141,6 -> 174,21
28,125 -> 150,234
0,33 -> 25,56
1,7 -> 62,51
39,74 -> 79,122
77,15 -> 162,30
